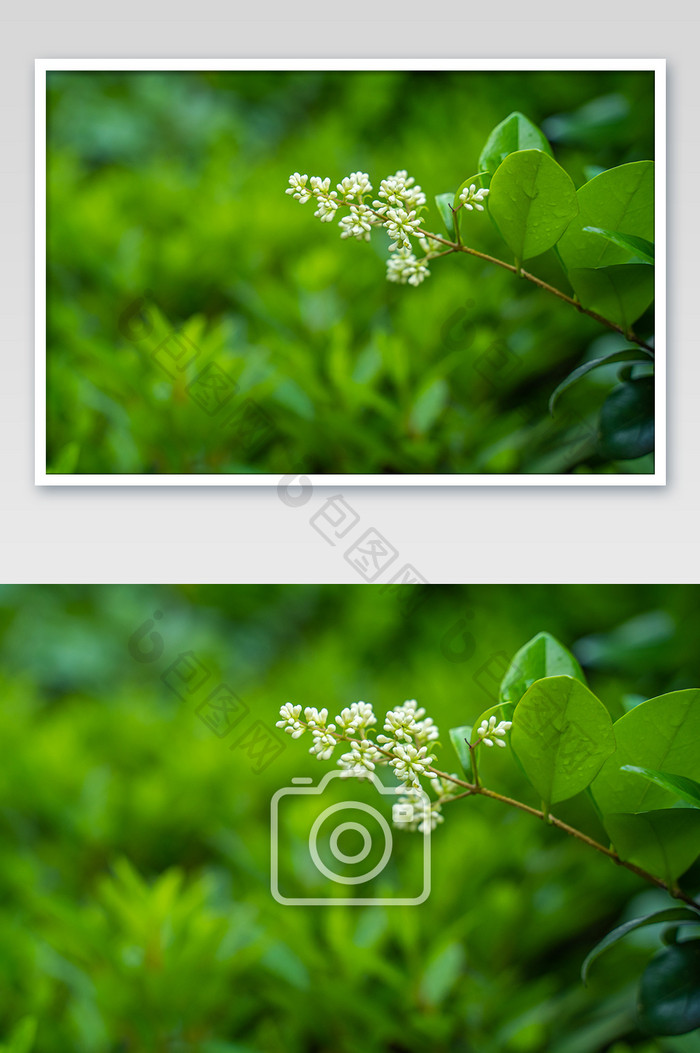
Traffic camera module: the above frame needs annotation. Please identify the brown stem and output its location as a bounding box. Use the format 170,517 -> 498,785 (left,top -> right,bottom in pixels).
415,228 -> 655,355
428,766 -> 698,909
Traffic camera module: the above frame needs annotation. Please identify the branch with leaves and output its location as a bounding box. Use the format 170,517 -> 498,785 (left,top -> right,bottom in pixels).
278,632 -> 700,1036
286,112 -> 656,463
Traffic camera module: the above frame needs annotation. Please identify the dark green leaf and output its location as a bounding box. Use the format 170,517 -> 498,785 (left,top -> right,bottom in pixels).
549,349 -> 652,416
488,150 -> 578,262
557,161 -> 654,270
478,112 -> 553,177
599,378 -> 654,460
500,632 -> 586,706
435,192 -> 456,238
568,264 -> 655,330
581,908 -> 700,984
449,726 -> 473,779
511,676 -> 615,810
583,227 -> 655,264
604,809 -> 700,886
639,941 -> 700,1035
622,767 -> 700,809
591,689 -> 700,817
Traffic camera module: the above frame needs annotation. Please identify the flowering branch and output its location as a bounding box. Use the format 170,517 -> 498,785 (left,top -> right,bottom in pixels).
277,700 -> 698,907
285,169 -> 654,354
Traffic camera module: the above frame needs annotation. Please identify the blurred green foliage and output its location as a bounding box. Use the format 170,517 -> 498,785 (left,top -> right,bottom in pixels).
45,70 -> 654,474
1,584 -> 699,1051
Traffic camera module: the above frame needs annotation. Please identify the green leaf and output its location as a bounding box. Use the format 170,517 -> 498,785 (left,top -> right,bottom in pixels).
598,378 -> 654,460
511,676 -> 615,810
409,378 -> 449,435
557,161 -> 654,271
470,702 -> 515,745
622,767 -> 700,810
488,150 -> 578,262
567,264 -> 655,330
549,349 -> 652,416
3,1017 -> 37,1053
604,810 -> 700,886
581,908 -> 700,984
583,227 -> 655,264
435,192 -> 456,238
48,440 -> 81,474
591,689 -> 700,817
449,726 -> 473,779
478,112 -> 553,178
500,632 -> 586,706
639,941 -> 700,1035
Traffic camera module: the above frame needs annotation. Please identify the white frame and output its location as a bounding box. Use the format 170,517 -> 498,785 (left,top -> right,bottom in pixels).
35,58 -> 666,486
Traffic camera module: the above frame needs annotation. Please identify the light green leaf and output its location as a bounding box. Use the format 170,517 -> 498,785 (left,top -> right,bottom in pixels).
409,378 -> 449,435
419,943 -> 465,1006
598,378 -> 655,460
567,264 -> 655,330
478,112 -> 553,178
583,227 -> 655,264
549,349 -> 652,416
581,908 -> 700,985
557,161 -> 654,271
639,941 -> 700,1035
488,150 -> 578,262
500,632 -> 586,706
604,809 -> 700,886
449,725 -> 473,779
622,767 -> 700,810
435,192 -> 456,238
591,689 -> 700,817
511,676 -> 615,810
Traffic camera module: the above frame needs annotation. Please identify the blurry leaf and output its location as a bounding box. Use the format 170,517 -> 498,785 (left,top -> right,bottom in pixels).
568,264 -> 655,331
47,440 -> 81,474
409,378 -> 448,434
622,767 -> 700,809
542,94 -> 630,146
478,112 -> 553,176
489,150 -> 578,262
500,632 -> 586,705
435,192 -> 456,238
599,378 -> 654,460
419,943 -> 465,1006
591,689 -> 700,817
604,810 -> 700,886
3,1017 -> 37,1053
549,349 -> 652,416
639,941 -> 700,1035
511,676 -> 615,810
449,725 -> 472,778
583,227 -> 654,264
574,611 -> 674,673
581,908 -> 700,984
557,162 -> 654,271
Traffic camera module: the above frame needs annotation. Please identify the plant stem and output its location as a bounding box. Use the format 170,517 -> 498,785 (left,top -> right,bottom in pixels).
429,765 -> 698,909
416,228 -> 655,355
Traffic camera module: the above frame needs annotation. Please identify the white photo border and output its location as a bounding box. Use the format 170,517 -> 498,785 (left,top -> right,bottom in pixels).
35,58 -> 666,487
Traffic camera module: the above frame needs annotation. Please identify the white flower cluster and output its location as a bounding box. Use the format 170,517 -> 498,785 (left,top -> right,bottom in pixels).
285,168 -> 435,286
458,183 -> 490,211
277,697 -> 438,783
394,773 -> 461,833
475,715 -> 512,747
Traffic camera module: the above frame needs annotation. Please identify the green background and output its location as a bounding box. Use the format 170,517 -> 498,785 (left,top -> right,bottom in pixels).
46,69 -> 654,475
1,584 -> 699,1052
